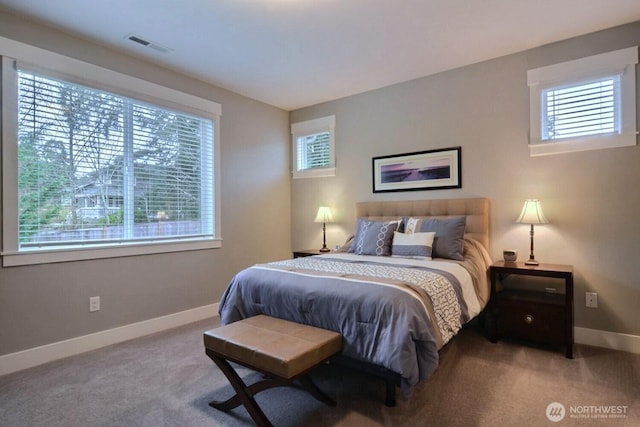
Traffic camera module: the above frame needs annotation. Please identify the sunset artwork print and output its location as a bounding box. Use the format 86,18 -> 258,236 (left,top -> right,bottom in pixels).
372,147 -> 461,193
381,157 -> 451,183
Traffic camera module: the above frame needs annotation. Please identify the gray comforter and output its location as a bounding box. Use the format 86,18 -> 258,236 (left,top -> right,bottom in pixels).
218,247 -> 489,397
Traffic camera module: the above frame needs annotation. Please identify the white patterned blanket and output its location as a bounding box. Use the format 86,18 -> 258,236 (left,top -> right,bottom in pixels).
269,256 -> 469,345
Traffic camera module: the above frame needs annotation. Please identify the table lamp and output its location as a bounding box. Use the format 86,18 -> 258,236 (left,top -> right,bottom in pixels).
516,199 -> 548,265
314,207 -> 334,252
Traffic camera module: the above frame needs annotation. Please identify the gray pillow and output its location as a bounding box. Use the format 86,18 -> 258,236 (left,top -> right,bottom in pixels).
349,219 -> 398,256
402,216 -> 467,260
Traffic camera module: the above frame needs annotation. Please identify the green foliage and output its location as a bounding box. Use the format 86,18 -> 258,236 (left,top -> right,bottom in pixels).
17,70 -> 207,243
95,209 -> 123,226
18,135 -> 71,242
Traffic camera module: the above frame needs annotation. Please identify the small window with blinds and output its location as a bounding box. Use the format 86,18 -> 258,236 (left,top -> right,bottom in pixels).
1,47 -> 221,266
296,131 -> 330,170
527,46 -> 637,157
291,115 -> 336,178
542,76 -> 619,140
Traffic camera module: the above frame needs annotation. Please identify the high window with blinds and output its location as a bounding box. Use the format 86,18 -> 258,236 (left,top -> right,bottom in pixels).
542,76 -> 619,140
1,40 -> 221,266
296,131 -> 330,170
291,115 -> 336,178
527,47 -> 637,156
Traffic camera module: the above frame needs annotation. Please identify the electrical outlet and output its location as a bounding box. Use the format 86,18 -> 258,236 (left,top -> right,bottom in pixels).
585,292 -> 598,308
89,296 -> 100,312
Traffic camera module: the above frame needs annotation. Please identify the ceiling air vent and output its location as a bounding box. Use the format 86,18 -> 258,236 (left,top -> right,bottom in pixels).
125,33 -> 171,54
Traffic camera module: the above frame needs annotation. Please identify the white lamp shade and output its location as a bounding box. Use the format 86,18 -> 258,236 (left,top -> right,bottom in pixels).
314,206 -> 334,223
516,199 -> 549,224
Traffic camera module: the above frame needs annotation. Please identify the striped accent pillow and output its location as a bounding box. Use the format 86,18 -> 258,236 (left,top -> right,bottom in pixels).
392,231 -> 436,260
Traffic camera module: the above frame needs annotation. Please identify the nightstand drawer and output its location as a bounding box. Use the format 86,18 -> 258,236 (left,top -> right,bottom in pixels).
495,299 -> 565,344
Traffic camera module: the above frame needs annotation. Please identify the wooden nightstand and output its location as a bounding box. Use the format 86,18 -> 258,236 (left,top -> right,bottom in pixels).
292,249 -> 324,258
488,261 -> 574,358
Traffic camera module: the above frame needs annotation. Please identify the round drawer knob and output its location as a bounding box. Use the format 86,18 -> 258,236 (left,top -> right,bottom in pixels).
523,314 -> 534,324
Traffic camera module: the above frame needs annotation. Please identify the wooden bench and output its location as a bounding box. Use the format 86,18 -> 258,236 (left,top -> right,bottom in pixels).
203,315 -> 342,427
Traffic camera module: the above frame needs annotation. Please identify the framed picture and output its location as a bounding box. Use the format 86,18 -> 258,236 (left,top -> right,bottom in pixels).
372,147 -> 461,193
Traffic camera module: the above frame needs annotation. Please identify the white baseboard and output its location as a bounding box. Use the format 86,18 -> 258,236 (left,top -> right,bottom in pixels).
575,326 -> 640,354
3,308 -> 637,377
0,303 -> 219,376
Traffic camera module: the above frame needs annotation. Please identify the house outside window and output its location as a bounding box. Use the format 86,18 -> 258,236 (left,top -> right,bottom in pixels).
1,37 -> 221,266
291,115 -> 336,178
527,46 -> 638,156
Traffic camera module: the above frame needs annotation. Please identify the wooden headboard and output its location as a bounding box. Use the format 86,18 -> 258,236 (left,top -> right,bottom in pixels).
355,198 -> 490,251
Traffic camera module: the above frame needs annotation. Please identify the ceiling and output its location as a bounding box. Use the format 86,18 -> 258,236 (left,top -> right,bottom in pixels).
1,0 -> 639,111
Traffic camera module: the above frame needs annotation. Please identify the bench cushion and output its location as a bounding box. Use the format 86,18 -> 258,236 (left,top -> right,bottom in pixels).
204,315 -> 342,379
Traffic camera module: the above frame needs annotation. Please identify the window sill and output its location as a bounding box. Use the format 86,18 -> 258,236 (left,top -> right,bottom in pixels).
529,132 -> 637,157
1,238 -> 222,267
292,167 -> 336,179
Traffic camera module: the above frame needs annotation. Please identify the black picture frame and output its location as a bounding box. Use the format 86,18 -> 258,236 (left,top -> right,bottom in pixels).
372,147 -> 461,193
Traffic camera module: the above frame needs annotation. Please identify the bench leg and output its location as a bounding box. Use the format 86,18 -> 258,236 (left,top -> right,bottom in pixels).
209,375 -> 290,412
207,350 -> 274,427
206,348 -> 337,425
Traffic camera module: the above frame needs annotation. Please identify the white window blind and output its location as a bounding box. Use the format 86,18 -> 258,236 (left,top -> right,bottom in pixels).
17,68 -> 214,249
296,131 -> 330,170
542,76 -> 619,141
291,115 -> 336,179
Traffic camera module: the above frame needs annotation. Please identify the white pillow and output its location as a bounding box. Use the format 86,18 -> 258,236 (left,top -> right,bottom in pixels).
391,231 -> 436,260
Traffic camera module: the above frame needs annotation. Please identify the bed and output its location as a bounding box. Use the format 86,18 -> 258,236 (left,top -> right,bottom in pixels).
218,198 -> 492,404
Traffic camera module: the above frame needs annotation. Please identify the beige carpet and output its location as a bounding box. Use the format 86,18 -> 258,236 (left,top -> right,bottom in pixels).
0,317 -> 638,426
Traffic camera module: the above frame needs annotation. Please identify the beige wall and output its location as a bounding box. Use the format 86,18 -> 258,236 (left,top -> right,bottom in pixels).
1,12 -> 638,358
0,13 -> 291,355
290,22 -> 640,336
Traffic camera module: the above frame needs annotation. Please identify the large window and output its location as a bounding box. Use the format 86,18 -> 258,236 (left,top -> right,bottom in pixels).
291,115 -> 335,178
527,47 -> 637,156
1,38 -> 221,266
